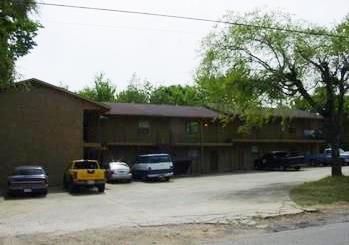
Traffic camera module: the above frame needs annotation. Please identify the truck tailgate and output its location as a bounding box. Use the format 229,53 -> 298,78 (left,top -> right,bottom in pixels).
76,169 -> 105,180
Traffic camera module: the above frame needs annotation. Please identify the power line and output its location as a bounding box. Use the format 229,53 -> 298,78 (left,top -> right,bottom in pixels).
37,2 -> 346,38
46,19 -> 202,35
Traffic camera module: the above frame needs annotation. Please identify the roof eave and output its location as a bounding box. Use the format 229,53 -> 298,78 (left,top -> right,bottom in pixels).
16,78 -> 110,111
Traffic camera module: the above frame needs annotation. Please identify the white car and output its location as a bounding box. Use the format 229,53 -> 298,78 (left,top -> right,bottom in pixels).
107,162 -> 132,182
132,154 -> 174,181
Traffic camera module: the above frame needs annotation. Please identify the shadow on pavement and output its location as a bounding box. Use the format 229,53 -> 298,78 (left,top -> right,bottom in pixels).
215,182 -> 297,203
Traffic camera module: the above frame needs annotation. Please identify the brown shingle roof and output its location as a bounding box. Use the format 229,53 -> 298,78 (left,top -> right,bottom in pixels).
208,104 -> 323,120
14,78 -> 110,110
105,103 -> 219,119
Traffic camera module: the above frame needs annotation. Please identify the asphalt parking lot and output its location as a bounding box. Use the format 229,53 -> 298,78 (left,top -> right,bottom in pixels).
0,167 -> 348,237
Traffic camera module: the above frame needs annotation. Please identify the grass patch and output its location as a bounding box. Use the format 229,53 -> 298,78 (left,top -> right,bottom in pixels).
290,176 -> 349,206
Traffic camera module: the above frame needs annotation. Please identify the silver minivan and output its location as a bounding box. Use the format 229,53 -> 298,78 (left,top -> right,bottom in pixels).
131,154 -> 174,181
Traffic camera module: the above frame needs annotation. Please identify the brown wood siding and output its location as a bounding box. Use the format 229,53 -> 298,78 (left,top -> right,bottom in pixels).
0,86 -> 86,185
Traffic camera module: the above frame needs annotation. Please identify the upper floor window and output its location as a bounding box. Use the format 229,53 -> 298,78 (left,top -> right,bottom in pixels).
186,121 -> 199,135
288,127 -> 296,134
138,120 -> 150,135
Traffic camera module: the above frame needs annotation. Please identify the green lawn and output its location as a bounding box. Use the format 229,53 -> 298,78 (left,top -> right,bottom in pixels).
290,176 -> 349,206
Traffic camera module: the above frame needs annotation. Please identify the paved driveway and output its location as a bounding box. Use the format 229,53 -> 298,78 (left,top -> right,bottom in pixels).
0,167 -> 348,236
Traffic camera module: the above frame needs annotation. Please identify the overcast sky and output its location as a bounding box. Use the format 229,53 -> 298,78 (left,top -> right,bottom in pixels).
16,0 -> 349,92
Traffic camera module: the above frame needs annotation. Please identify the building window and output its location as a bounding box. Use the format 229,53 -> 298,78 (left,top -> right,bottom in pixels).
138,120 -> 150,135
288,127 -> 296,134
186,121 -> 199,135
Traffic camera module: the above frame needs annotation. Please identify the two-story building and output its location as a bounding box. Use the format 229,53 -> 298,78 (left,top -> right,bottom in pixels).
84,103 -> 325,176
0,78 -> 326,185
0,79 -> 108,185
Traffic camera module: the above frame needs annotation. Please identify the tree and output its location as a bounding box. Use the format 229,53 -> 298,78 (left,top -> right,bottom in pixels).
78,73 -> 117,102
293,87 -> 349,114
0,0 -> 41,86
150,85 -> 205,106
116,73 -> 153,103
197,11 -> 349,176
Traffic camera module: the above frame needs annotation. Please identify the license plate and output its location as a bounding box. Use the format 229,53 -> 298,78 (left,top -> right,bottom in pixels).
87,180 -> 95,185
24,189 -> 32,193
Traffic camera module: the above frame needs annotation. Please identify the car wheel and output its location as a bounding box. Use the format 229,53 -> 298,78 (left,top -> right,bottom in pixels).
294,166 -> 301,171
63,177 -> 68,190
141,174 -> 148,182
68,182 -> 76,193
6,191 -> 13,197
97,184 -> 105,193
164,177 -> 170,182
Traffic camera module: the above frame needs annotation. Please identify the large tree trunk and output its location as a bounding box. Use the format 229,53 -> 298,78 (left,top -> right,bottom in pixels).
327,117 -> 343,177
330,141 -> 343,176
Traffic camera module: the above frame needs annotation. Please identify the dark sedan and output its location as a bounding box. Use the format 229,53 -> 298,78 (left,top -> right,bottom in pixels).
7,166 -> 48,196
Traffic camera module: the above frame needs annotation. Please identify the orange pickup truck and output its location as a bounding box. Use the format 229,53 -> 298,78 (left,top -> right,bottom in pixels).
63,160 -> 106,192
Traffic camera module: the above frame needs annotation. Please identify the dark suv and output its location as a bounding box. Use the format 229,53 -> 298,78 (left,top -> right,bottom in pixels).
7,166 -> 48,196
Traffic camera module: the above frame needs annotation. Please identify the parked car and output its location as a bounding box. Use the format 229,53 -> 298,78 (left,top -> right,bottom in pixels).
63,160 -> 106,192
132,154 -> 174,181
254,151 -> 305,170
305,148 -> 349,166
106,162 -> 132,182
7,166 -> 48,196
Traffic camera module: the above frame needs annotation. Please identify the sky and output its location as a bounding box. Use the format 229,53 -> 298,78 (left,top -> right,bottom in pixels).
16,0 -> 349,92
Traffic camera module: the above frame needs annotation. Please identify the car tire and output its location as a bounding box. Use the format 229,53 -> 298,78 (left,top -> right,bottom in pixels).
63,177 -> 68,190
68,182 -> 76,193
97,184 -> 105,193
141,174 -> 148,182
6,191 -> 13,197
294,166 -> 301,171
164,177 -> 170,182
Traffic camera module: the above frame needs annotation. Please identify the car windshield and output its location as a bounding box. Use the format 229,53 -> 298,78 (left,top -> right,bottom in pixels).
110,162 -> 128,168
14,168 -> 44,175
73,161 -> 98,169
136,155 -> 170,164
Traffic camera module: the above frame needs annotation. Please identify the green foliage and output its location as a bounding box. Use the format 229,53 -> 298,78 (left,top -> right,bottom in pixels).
0,0 -> 41,86
79,73 -> 205,106
290,176 -> 349,206
196,10 -> 349,117
116,74 -> 153,103
78,73 -> 117,102
150,85 -> 205,106
196,11 -> 349,175
293,87 -> 349,112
